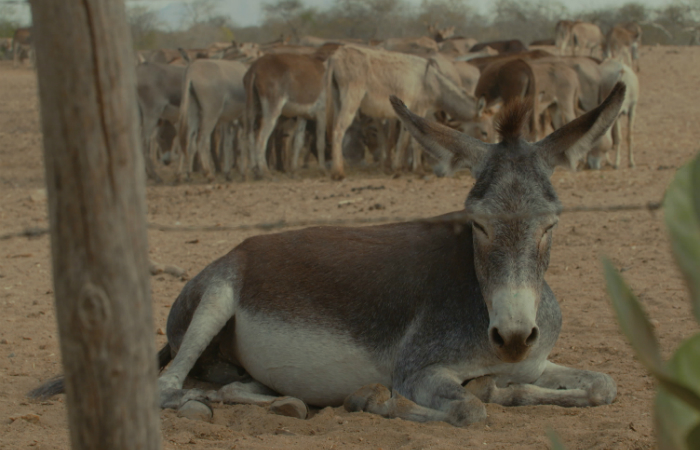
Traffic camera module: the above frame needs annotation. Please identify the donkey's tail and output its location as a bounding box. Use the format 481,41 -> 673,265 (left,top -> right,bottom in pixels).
177,74 -> 196,165
242,69 -> 259,171
523,59 -> 539,141
324,58 -> 336,148
26,343 -> 173,400
26,374 -> 64,400
157,342 -> 173,371
244,69 -> 257,146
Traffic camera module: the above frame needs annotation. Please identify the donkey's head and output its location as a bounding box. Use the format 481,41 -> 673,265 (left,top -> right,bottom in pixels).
391,83 -> 625,363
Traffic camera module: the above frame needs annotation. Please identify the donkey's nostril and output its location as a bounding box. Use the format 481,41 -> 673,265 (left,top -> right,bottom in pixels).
526,327 -> 539,346
490,327 -> 505,348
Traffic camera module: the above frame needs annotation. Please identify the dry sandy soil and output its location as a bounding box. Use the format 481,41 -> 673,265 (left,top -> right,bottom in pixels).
1,46 -> 699,449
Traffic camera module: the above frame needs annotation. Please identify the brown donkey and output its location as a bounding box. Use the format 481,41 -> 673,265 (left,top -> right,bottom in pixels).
31,83 -> 626,427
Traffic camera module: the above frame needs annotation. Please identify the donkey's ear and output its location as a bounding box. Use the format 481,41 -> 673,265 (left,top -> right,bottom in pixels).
476,96 -> 486,117
537,82 -> 626,170
390,95 -> 491,177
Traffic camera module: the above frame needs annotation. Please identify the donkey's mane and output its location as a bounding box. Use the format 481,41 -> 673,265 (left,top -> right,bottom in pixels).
494,98 -> 533,143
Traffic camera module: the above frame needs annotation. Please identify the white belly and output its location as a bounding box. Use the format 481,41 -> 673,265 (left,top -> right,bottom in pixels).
234,310 -> 392,406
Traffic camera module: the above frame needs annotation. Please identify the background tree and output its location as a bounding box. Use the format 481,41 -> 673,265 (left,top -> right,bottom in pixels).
102,0 -> 700,50
262,0 -> 314,41
128,6 -> 160,49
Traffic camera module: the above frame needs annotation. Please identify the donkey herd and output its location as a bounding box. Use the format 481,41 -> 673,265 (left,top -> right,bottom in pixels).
26,16 -> 645,431
11,18 -> 640,182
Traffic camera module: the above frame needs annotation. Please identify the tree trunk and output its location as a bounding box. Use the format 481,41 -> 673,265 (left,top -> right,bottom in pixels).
29,1 -> 161,449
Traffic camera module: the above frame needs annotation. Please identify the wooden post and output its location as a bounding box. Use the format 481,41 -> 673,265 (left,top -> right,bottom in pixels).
29,1 -> 161,449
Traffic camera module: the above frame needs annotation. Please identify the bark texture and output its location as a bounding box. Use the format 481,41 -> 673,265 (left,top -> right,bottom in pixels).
29,1 -> 161,448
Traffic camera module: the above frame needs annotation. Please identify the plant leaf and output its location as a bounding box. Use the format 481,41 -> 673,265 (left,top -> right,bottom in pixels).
604,258 -> 665,371
691,155 -> 700,224
687,423 -> 700,450
655,334 -> 700,449
664,156 -> 700,322
606,260 -> 700,412
666,333 -> 700,412
546,428 -> 567,450
654,372 -> 700,413
655,385 -> 699,450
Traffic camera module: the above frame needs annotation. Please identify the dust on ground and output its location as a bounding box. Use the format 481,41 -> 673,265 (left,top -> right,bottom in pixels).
1,46 -> 699,449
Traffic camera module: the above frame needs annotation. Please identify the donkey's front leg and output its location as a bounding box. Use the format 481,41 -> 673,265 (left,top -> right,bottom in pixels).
533,361 -> 617,405
345,367 -> 487,426
466,361 -> 616,408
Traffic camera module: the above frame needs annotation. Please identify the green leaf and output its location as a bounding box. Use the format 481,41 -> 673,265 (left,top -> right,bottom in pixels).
691,155 -> 700,224
654,372 -> 700,413
655,385 -> 699,450
604,258 -> 664,371
606,260 -> 700,413
606,154 -> 700,449
686,423 -> 700,450
546,428 -> 567,450
654,334 -> 700,450
666,333 -> 700,412
664,156 -> 700,323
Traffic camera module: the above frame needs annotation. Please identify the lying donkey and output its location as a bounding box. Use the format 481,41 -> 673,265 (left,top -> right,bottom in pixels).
31,83 -> 626,427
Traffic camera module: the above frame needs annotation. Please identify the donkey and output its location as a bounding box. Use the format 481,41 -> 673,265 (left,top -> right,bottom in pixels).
30,83 -> 626,427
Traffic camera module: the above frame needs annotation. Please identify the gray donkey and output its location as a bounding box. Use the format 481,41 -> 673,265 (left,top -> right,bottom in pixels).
31,83 -> 626,427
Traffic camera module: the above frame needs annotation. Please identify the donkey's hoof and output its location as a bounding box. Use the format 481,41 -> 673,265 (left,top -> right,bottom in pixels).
253,168 -> 273,181
588,372 -> 617,406
330,170 -> 346,181
344,383 -> 391,412
178,400 -> 213,421
270,397 -> 308,419
464,376 -> 497,403
160,388 -> 186,410
446,396 -> 487,427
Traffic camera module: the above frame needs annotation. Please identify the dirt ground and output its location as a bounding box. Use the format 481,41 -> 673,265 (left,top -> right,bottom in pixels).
1,45 -> 699,449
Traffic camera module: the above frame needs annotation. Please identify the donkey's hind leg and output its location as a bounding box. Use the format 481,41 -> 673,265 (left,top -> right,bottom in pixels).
465,361 -> 616,407
161,355 -> 308,420
611,119 -> 622,169
158,283 -> 236,408
627,105 -> 636,168
346,366 -> 487,427
206,380 -> 308,419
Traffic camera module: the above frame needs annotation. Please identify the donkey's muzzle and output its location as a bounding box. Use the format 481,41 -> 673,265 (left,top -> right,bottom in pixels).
489,325 -> 539,363
487,287 -> 540,363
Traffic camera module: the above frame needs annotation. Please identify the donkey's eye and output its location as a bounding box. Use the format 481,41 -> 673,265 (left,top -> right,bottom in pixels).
542,222 -> 558,238
473,222 -> 488,236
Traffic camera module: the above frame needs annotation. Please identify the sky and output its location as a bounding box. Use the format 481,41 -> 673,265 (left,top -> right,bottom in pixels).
1,0 -> 679,28
149,0 -> 675,28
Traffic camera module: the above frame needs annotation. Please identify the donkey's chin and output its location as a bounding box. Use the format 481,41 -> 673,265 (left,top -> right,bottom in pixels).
492,343 -> 532,363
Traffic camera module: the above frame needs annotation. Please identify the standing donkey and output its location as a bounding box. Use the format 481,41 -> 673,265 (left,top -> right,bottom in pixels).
31,84 -> 626,427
